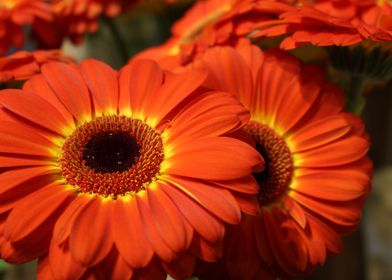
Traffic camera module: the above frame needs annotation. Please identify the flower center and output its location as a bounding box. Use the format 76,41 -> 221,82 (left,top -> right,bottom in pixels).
60,115 -> 164,198
243,121 -> 293,207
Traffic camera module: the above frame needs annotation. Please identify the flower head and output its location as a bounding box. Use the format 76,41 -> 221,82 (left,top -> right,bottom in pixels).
134,0 -> 294,68
52,0 -> 137,44
197,44 -> 372,277
253,0 -> 392,49
0,0 -> 55,54
0,59 -> 262,278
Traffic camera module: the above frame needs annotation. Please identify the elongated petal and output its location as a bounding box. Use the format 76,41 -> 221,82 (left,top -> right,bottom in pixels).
112,198 -> 153,268
80,59 -> 119,115
70,197 -> 113,266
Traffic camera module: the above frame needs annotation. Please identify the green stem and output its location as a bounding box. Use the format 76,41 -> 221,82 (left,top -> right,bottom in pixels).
344,75 -> 367,115
104,18 -> 129,64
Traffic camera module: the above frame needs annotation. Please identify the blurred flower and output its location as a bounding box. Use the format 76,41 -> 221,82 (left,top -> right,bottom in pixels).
51,0 -> 138,44
0,50 -> 75,83
0,0 -> 55,54
133,0 -> 294,68
197,44 -> 372,278
0,59 -> 262,278
253,0 -> 392,49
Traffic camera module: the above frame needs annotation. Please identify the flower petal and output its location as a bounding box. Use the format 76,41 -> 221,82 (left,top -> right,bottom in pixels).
70,197 -> 113,266
111,198 -> 153,268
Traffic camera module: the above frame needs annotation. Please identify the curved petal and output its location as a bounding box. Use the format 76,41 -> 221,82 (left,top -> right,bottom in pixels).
165,176 -> 241,225
48,239 -> 86,280
294,136 -> 369,167
80,59 -> 119,115
166,137 -> 262,181
111,198 -> 154,268
160,181 -> 224,244
41,62 -> 92,123
69,197 -> 113,266
135,194 -> 176,262
118,59 -> 164,117
0,90 -> 71,136
4,185 -> 72,243
146,185 -> 192,252
148,68 -> 207,126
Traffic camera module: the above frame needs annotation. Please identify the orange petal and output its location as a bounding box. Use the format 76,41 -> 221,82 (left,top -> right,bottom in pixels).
160,182 -> 224,243
4,185 -> 72,243
189,234 -> 222,262
292,167 -> 370,201
53,195 -> 92,245
135,195 -> 176,262
41,62 -> 92,122
111,198 -> 153,268
167,106 -> 245,146
23,74 -> 74,127
149,68 -> 207,125
167,137 -> 262,180
0,90 -> 70,136
200,46 -> 254,108
118,59 -> 164,116
80,59 -> 119,115
264,210 -> 308,274
289,191 -> 362,227
295,136 -> 369,167
288,115 -> 352,153
70,198 -> 113,266
49,239 -> 86,280
166,176 -> 241,225
146,185 -> 192,252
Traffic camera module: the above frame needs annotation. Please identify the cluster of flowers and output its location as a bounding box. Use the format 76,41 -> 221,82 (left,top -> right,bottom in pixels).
0,0 -> 389,279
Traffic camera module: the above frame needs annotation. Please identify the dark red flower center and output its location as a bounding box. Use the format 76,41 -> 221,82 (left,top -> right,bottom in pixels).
82,131 -> 140,173
60,115 -> 164,198
244,121 -> 293,207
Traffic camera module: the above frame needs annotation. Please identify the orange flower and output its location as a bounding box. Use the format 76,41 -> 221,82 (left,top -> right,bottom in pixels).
254,0 -> 392,49
0,59 -> 262,278
52,0 -> 137,44
0,0 -> 55,54
0,50 -> 75,83
197,44 -> 372,278
134,0 -> 294,68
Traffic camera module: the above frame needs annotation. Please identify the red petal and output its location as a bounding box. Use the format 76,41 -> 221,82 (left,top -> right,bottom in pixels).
166,137 -> 262,180
70,197 -> 113,266
48,239 -> 86,280
146,185 -> 192,252
149,68 -> 207,125
166,176 -> 241,225
118,59 -> 163,116
4,185 -> 72,243
41,62 -> 92,123
288,115 -> 352,153
111,198 -> 153,268
135,194 -> 176,262
295,136 -> 369,167
160,182 -> 224,243
80,59 -> 119,115
0,89 -> 70,136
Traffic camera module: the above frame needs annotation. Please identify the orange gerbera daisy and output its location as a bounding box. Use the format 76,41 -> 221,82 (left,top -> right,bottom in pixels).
197,44 -> 372,278
0,58 -> 263,279
0,50 -> 74,83
0,0 -> 55,54
52,0 -> 138,44
133,0 -> 294,68
256,0 -> 392,49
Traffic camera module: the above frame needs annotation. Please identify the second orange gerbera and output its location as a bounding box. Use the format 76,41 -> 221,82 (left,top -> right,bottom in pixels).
0,59 -> 262,278
0,0 -> 55,54
198,44 -> 372,278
